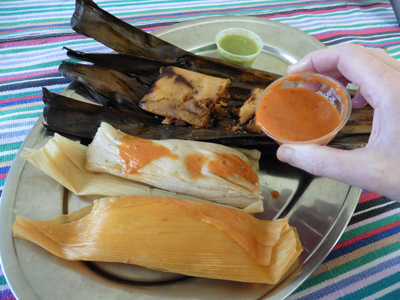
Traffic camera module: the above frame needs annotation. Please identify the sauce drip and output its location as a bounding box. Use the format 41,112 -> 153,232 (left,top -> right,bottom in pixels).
270,191 -> 280,200
256,86 -> 341,142
184,154 -> 209,180
118,135 -> 178,174
208,154 -> 258,186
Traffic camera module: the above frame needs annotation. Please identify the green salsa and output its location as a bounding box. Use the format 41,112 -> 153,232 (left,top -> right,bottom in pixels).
218,34 -> 259,56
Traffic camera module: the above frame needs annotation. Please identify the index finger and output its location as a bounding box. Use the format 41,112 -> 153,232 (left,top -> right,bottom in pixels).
286,44 -> 400,108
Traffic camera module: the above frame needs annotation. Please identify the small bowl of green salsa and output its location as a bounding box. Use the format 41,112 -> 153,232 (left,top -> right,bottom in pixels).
215,28 -> 263,67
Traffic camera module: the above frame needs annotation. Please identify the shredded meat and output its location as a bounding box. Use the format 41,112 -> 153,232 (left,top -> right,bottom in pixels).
239,88 -> 263,124
139,66 -> 230,128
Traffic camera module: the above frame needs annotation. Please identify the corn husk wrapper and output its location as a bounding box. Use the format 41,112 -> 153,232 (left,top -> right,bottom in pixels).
13,196 -> 302,284
21,125 -> 263,213
85,123 -> 262,210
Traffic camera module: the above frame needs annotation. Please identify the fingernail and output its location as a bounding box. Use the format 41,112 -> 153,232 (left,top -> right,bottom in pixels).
285,64 -> 293,75
277,146 -> 295,164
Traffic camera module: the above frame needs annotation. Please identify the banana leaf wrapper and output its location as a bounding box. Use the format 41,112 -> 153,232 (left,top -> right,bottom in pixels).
59,61 -> 149,113
42,87 -> 372,149
20,132 -> 263,213
63,47 -> 275,101
71,0 -> 190,59
85,122 -> 263,210
71,0 -> 281,92
13,196 -> 303,284
42,88 -> 261,141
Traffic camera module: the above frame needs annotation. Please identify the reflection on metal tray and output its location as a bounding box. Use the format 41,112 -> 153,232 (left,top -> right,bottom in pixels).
0,16 -> 360,300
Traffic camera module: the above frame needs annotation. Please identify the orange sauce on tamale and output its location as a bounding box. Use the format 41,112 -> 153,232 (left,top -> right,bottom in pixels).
208,154 -> 259,186
256,75 -> 344,142
118,135 -> 178,173
184,154 -> 209,180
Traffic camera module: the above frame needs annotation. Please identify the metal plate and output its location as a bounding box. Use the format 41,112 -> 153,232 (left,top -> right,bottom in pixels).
0,16 -> 360,300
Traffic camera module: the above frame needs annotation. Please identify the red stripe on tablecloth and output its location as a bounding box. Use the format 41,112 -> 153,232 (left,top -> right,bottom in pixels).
0,174 -> 8,180
130,2 -> 389,23
0,95 -> 41,105
315,27 -> 400,39
268,3 -> 389,19
0,70 -> 58,82
1,35 -> 84,48
333,220 -> 400,250
359,192 -> 383,204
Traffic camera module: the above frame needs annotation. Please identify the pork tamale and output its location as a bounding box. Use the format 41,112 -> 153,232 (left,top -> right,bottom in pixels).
85,122 -> 263,210
13,196 -> 302,284
139,66 -> 230,128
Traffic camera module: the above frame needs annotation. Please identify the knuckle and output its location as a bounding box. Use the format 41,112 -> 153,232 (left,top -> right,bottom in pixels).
341,43 -> 363,55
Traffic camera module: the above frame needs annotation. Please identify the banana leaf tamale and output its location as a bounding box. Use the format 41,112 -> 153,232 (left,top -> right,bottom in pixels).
42,88 -> 261,141
71,0 -> 281,92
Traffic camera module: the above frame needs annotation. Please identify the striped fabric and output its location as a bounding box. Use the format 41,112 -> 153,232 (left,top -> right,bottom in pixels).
1,0 -> 400,299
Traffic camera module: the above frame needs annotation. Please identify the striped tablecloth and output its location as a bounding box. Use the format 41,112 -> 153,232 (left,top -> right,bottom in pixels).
1,1 -> 400,299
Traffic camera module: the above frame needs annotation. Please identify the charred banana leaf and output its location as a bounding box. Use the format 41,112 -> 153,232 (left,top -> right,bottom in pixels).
43,87 -> 372,149
64,47 -> 173,84
42,88 -> 159,139
71,0 -> 190,59
71,0 -> 281,97
59,61 -> 149,112
42,88 -> 260,141
64,47 -> 277,100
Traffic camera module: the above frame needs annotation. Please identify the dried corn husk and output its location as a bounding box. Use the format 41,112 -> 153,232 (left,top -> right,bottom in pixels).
13,196 -> 302,284
20,132 -> 263,213
86,122 -> 263,210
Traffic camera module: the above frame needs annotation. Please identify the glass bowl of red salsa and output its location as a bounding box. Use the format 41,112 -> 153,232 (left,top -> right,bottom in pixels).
255,73 -> 351,145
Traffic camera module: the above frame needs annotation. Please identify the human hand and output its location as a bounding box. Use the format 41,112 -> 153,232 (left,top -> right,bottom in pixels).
277,44 -> 400,200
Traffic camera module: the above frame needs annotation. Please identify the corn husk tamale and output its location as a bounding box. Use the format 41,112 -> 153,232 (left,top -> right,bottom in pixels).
85,122 -> 263,210
20,134 -> 263,213
21,127 -> 263,213
13,196 -> 302,284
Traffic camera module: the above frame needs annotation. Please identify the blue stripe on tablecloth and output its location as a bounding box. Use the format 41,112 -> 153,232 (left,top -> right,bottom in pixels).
293,254 -> 400,300
326,223 -> 400,262
0,120 -> 37,130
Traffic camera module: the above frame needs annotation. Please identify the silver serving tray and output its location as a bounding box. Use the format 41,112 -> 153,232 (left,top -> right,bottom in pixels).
0,16 -> 360,300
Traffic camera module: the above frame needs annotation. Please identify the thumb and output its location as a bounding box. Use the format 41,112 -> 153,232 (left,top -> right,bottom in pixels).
276,144 -> 369,188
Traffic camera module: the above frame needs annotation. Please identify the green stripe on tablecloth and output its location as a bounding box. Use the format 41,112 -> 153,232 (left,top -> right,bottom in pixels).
0,142 -> 25,153
294,241 -> 400,293
337,271 -> 400,299
0,40 -> 96,55
0,154 -> 17,163
0,61 -> 66,75
341,213 -> 400,241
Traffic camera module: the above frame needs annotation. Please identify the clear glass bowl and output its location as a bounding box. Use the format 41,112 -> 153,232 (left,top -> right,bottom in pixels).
255,73 -> 352,145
